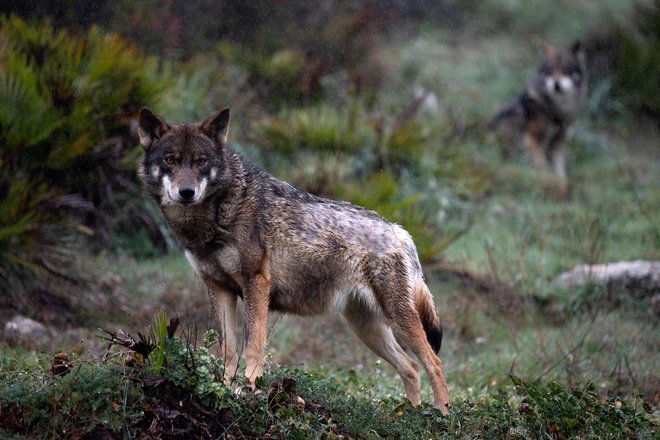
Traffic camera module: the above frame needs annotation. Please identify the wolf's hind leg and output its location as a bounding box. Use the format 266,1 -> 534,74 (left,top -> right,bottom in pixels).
343,300 -> 421,405
395,314 -> 450,414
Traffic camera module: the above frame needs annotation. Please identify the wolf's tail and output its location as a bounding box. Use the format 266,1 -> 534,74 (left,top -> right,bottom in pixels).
415,282 -> 443,353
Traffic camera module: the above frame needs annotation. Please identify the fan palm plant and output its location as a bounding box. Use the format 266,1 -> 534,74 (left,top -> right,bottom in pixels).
0,16 -> 164,319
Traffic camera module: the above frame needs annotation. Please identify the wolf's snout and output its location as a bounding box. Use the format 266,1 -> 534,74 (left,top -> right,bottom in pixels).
179,184 -> 196,201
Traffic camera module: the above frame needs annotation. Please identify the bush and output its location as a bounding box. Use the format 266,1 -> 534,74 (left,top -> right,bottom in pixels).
510,375 -> 654,438
613,0 -> 660,121
0,360 -> 143,438
0,16 -> 164,318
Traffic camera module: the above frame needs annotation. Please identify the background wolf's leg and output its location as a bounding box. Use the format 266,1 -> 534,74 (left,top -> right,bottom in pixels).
343,301 -> 421,404
552,144 -> 569,197
204,277 -> 239,383
523,131 -> 548,168
243,273 -> 270,386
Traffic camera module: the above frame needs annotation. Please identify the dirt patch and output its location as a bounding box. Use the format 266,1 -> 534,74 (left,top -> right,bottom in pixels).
134,378 -> 241,439
430,261 -> 527,317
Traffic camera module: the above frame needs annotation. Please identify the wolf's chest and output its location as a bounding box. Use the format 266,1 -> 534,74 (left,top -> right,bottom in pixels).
184,243 -> 244,289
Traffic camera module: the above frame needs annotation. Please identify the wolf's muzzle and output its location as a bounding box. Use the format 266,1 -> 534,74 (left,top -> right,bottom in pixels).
179,184 -> 196,202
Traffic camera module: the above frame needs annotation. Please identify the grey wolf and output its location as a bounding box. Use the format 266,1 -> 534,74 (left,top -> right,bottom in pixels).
137,108 -> 450,414
490,42 -> 587,196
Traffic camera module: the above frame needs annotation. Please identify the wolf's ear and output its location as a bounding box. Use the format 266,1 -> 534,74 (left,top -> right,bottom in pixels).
542,42 -> 557,57
570,41 -> 583,55
201,108 -> 230,146
571,40 -> 586,64
138,108 -> 170,149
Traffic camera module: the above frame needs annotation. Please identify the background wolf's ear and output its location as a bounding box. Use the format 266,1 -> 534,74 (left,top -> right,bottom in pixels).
571,41 -> 586,64
542,42 -> 557,57
138,108 -> 170,149
201,108 -> 230,146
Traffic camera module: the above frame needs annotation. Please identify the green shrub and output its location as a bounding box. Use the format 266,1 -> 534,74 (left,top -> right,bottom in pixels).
510,375 -> 654,438
251,103 -> 373,155
613,0 -> 660,120
0,361 -> 143,439
217,41 -> 311,109
0,16 -> 164,317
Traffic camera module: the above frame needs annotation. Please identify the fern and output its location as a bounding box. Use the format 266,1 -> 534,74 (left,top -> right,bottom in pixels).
0,16 -> 163,320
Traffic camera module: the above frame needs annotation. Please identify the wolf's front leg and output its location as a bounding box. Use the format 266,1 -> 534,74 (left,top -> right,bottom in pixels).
203,277 -> 239,383
551,145 -> 569,198
243,272 -> 270,387
523,131 -> 548,168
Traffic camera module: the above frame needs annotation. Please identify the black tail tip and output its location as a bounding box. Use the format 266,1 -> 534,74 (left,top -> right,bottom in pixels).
426,322 -> 443,354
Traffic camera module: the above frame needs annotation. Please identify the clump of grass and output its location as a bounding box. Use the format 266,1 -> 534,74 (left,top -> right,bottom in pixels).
0,360 -> 143,438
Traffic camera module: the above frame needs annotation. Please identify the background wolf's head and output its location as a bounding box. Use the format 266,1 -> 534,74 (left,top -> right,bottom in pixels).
531,42 -> 587,116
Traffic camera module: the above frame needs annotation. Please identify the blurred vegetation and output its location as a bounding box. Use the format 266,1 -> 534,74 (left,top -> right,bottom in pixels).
0,16 -> 164,320
613,0 -> 660,121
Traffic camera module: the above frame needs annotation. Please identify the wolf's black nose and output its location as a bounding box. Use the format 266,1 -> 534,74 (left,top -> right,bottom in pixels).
554,81 -> 562,93
179,185 -> 195,201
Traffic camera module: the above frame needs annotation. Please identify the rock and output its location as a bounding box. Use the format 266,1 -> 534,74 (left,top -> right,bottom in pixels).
3,314 -> 50,342
555,260 -> 660,298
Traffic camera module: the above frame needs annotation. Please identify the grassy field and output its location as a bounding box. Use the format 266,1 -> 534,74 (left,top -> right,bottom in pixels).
1,1 -> 659,438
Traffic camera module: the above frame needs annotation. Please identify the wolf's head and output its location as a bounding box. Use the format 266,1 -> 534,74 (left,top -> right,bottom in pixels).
532,42 -> 587,114
137,108 -> 230,207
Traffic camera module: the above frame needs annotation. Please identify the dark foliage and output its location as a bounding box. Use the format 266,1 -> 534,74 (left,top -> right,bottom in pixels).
0,16 -> 164,319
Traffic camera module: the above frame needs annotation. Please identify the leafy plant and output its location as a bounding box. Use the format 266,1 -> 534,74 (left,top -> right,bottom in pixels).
614,0 -> 660,120
510,375 -> 654,438
0,16 -> 164,318
0,361 -> 143,439
251,102 -> 373,155
217,42 -> 311,109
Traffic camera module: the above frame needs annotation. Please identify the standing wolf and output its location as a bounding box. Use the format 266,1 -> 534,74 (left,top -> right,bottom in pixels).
490,42 -> 587,196
137,108 -> 450,414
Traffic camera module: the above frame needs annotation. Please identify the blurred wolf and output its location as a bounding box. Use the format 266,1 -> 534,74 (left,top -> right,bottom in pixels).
137,108 -> 450,414
490,42 -> 587,196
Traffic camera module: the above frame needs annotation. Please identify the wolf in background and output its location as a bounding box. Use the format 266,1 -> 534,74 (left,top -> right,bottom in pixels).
137,108 -> 450,414
490,42 -> 588,196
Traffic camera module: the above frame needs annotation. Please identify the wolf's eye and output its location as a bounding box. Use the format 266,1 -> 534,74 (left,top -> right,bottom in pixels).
164,156 -> 176,165
196,157 -> 208,166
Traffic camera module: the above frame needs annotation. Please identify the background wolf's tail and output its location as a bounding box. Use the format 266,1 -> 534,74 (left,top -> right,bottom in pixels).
415,283 -> 443,353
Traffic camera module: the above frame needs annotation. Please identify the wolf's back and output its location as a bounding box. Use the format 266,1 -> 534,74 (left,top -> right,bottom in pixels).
488,94 -> 527,130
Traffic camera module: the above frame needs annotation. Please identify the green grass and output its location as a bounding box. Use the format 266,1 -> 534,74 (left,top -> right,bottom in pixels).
1,332 -> 655,439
